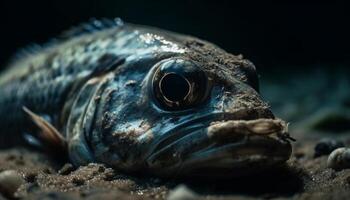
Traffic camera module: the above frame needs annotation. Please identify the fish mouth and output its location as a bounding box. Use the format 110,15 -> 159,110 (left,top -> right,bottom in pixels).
145,109 -> 293,177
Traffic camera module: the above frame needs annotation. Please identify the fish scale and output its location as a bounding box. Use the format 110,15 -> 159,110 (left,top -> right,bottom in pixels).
0,20 -> 187,143
0,21 -> 129,143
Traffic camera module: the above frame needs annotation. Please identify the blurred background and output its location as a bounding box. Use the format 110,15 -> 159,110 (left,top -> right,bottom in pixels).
0,0 -> 349,130
0,1 -> 348,69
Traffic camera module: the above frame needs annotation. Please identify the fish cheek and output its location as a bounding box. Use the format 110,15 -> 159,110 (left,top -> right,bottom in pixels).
68,134 -> 95,166
66,76 -> 112,166
93,81 -> 156,169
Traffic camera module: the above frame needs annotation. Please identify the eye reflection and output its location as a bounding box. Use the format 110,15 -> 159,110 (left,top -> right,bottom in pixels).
159,73 -> 191,103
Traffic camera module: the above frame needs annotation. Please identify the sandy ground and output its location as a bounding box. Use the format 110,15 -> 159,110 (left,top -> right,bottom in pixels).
0,133 -> 349,200
0,67 -> 349,200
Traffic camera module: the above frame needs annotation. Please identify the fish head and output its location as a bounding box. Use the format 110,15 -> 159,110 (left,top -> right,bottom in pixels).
140,56 -> 293,177
68,51 -> 292,177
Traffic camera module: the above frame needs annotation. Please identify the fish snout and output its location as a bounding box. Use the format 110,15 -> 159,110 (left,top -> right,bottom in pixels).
145,115 -> 293,178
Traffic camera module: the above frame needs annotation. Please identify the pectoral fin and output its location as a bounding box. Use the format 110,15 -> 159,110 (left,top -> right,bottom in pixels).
22,106 -> 67,151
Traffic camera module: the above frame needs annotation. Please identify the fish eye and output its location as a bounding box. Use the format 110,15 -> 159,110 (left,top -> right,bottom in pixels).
152,59 -> 210,111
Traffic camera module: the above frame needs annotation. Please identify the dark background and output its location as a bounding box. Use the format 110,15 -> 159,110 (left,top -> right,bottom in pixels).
0,1 -> 349,70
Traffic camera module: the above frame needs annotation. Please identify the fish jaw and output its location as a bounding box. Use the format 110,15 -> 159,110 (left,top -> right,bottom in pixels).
145,118 -> 292,178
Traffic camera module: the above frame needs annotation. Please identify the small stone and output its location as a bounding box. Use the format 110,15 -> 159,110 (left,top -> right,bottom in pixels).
167,185 -> 197,200
0,170 -> 25,198
58,163 -> 74,175
327,147 -> 350,170
314,138 -> 344,157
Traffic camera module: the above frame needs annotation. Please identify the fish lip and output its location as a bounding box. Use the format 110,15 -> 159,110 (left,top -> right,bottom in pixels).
145,108 -> 270,156
183,133 -> 291,167
169,137 -> 292,178
145,108 -> 282,164
146,130 -> 292,177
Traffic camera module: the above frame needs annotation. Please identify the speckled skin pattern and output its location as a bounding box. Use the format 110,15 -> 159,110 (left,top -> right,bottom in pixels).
0,20 -> 291,177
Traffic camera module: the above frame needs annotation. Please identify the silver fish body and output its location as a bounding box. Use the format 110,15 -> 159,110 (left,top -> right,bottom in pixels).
0,19 -> 292,177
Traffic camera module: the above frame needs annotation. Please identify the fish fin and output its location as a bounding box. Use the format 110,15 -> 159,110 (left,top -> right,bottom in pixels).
59,18 -> 124,40
5,43 -> 43,67
22,106 -> 67,151
4,18 -> 124,69
12,43 -> 42,59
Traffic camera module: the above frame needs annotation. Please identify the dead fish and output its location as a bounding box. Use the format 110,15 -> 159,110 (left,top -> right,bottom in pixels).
0,18 -> 293,177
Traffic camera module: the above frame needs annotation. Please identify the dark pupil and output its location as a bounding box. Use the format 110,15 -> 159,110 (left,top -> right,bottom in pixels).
160,73 -> 190,102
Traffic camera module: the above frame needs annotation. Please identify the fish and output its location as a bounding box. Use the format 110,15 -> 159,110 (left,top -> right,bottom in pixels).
0,18 -> 294,177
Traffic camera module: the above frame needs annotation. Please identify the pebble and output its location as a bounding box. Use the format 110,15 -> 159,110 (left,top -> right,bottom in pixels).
0,170 -> 25,198
314,138 -> 344,157
327,147 -> 350,170
167,185 -> 198,200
